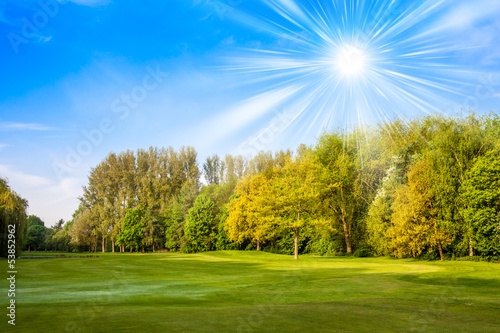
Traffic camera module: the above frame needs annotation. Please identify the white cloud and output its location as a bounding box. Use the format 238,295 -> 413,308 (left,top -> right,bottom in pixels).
0,164 -> 83,226
432,0 -> 500,32
0,165 -> 52,187
0,122 -> 56,131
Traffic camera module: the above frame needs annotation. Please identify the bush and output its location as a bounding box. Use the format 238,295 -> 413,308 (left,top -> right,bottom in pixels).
353,245 -> 371,257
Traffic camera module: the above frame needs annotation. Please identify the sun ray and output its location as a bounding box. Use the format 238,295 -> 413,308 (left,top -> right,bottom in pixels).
220,0 -> 490,155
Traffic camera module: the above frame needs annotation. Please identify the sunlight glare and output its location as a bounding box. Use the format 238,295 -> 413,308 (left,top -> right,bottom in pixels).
336,46 -> 366,77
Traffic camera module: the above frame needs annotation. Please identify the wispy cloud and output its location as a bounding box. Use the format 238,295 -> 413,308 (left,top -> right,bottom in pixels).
0,143 -> 7,151
0,164 -> 52,187
432,0 -> 500,32
0,164 -> 83,225
0,122 -> 56,131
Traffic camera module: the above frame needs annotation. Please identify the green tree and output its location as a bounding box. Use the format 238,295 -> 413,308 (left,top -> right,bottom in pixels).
461,150 -> 500,257
314,132 -> 364,254
26,225 -> 46,251
0,177 -> 28,257
262,155 -> 326,259
216,206 -> 238,250
164,180 -> 199,251
117,206 -> 147,252
203,154 -> 222,185
69,208 -> 99,252
184,195 -> 217,253
27,215 -> 44,228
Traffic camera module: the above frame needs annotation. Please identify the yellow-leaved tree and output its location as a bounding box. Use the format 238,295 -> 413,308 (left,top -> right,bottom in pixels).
226,174 -> 271,251
388,159 -> 453,260
261,155 -> 327,260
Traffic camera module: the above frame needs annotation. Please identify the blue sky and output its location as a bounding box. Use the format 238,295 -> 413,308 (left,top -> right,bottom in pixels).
1,0 -> 499,225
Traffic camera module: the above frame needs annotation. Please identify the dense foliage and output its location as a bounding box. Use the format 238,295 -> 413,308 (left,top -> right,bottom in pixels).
0,177 -> 28,257
6,112 -> 499,261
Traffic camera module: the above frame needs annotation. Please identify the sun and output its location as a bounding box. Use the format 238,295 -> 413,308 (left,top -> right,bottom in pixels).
336,45 -> 367,77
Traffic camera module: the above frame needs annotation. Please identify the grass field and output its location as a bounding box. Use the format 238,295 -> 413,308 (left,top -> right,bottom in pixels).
3,251 -> 500,332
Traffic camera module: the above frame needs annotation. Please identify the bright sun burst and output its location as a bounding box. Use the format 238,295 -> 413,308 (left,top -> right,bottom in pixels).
220,0 -> 478,154
336,45 -> 367,78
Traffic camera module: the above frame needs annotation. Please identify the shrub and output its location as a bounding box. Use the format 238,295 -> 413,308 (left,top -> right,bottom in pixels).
353,245 -> 371,257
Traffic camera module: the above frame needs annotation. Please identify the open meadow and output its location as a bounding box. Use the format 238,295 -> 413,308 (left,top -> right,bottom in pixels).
3,251 -> 500,332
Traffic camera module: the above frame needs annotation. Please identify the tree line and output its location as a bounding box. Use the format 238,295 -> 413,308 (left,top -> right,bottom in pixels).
2,112 -> 499,260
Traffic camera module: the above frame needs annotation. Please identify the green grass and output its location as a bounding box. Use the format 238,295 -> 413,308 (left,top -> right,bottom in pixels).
2,251 -> 500,332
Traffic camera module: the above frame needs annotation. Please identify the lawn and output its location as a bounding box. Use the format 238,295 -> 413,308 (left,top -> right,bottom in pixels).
3,251 -> 500,332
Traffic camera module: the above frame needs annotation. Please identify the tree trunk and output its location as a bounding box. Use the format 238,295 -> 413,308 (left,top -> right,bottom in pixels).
130,247 -> 132,253
294,228 -> 299,260
112,238 -> 115,253
153,243 -> 155,252
256,240 -> 260,251
341,216 -> 352,254
438,242 -> 444,261
294,203 -> 301,260
469,238 -> 474,256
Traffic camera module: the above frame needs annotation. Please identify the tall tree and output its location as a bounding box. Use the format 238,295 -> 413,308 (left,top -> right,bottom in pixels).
315,132 -> 363,254
262,155 -> 326,259
226,174 -> 271,251
388,159 -> 453,260
203,155 -> 221,185
69,208 -> 98,252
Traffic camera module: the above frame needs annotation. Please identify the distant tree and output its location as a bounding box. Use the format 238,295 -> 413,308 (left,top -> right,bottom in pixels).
51,222 -> 73,252
26,225 -> 46,251
54,219 -> 64,231
27,215 -> 44,228
69,208 -> 98,252
203,155 -> 221,185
